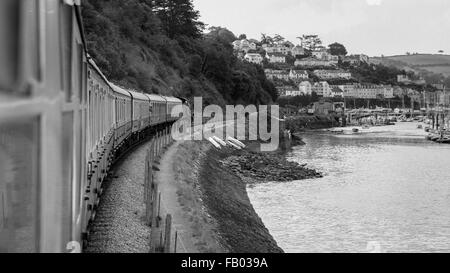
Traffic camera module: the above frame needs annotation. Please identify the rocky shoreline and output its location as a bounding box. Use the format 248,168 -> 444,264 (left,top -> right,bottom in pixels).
220,149 -> 322,183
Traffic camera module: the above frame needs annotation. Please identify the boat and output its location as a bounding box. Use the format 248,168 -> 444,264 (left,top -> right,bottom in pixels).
352,128 -> 359,133
436,137 -> 450,144
431,135 -> 441,142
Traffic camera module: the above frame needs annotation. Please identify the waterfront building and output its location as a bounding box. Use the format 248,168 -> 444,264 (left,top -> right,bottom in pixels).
311,101 -> 335,115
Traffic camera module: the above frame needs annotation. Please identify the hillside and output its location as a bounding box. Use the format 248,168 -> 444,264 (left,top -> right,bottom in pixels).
371,54 -> 450,83
81,0 -> 277,106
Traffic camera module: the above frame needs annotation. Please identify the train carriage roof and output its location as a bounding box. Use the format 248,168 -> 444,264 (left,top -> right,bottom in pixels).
129,90 -> 150,102
145,94 -> 166,103
163,96 -> 183,103
88,57 -> 110,86
110,83 -> 131,98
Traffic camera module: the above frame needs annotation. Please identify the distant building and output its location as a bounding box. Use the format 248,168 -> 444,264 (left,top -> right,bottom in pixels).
244,53 -> 263,65
294,57 -> 335,68
393,86 -> 405,97
289,70 -> 309,81
331,87 -> 344,98
342,54 -> 369,66
266,52 -> 287,63
314,69 -> 352,80
397,74 -> 426,85
263,44 -> 290,55
384,86 -> 394,99
352,84 -> 393,99
233,39 -> 257,53
276,85 -> 299,96
299,81 -> 312,95
311,101 -> 335,115
312,81 -> 332,97
291,45 -> 306,56
432,83 -> 445,90
265,69 -> 290,81
285,90 -> 304,97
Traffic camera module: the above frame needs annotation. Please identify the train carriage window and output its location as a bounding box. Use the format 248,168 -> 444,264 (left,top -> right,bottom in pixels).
74,43 -> 83,102
0,117 -> 40,252
0,1 -> 20,92
60,4 -> 73,102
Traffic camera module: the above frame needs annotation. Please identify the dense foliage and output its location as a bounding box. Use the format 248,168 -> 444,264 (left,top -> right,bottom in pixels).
81,0 -> 277,106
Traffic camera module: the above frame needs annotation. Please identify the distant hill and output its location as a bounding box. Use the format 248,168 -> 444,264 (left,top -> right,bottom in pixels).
371,54 -> 450,77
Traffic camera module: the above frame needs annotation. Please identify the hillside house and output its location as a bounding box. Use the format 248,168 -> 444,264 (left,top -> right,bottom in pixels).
244,53 -> 263,64
295,57 -> 335,68
314,69 -> 352,80
266,52 -> 287,63
312,81 -> 332,97
265,69 -> 290,81
289,70 -> 309,81
291,45 -> 306,56
299,81 -> 312,95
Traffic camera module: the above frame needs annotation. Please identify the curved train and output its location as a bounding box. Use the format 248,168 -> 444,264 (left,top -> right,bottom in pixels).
0,1 -> 182,252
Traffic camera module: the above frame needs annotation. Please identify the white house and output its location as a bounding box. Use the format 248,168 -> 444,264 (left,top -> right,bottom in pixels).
266,52 -> 287,63
314,69 -> 352,80
244,53 -> 263,65
289,70 -> 309,81
299,81 -> 312,95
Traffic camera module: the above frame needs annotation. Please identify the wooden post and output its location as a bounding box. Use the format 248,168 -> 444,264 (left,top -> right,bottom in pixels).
174,231 -> 178,253
164,214 -> 172,253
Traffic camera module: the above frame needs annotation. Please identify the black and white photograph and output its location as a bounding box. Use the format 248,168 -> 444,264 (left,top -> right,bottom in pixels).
1,0 -> 450,262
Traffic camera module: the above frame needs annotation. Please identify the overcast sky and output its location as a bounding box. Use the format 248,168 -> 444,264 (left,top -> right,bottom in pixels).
192,0 -> 450,57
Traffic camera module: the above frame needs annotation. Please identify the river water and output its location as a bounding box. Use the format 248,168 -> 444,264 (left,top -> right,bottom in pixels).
247,122 -> 450,253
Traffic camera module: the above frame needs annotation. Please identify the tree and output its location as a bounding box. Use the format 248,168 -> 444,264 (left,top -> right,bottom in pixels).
151,0 -> 205,39
238,34 -> 247,40
329,42 -> 348,56
261,34 -> 273,45
273,34 -> 285,44
301,35 -> 322,51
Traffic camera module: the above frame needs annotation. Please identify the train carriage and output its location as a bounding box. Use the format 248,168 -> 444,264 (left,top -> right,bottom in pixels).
0,0 -> 87,252
129,90 -> 151,133
146,94 -> 167,126
110,83 -> 132,151
0,0 -> 185,253
165,97 -> 183,122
